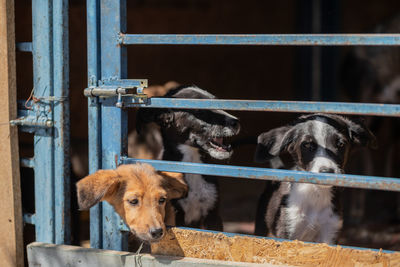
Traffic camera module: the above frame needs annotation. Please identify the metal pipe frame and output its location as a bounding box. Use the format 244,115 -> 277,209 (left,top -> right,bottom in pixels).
119,33 -> 400,46
53,0 -> 70,245
87,0 -> 103,249
120,98 -> 400,117
87,0 -> 130,251
86,0 -> 400,254
31,0 -> 70,244
32,0 -> 55,244
122,158 -> 400,192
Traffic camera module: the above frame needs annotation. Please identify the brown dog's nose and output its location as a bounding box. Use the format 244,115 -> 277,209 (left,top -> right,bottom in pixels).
150,228 -> 163,239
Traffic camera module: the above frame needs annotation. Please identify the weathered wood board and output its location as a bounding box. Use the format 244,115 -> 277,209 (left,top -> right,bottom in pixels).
0,0 -> 23,266
152,228 -> 400,266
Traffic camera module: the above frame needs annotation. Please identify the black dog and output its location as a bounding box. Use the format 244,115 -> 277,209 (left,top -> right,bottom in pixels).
254,114 -> 376,244
137,85 -> 240,230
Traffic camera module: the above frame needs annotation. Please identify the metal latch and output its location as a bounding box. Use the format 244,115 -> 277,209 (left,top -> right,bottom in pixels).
84,86 -> 149,108
116,87 -> 148,108
10,117 -> 53,128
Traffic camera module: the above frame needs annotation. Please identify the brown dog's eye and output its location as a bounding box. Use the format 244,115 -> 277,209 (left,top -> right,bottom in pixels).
128,199 -> 139,206
158,197 -> 166,205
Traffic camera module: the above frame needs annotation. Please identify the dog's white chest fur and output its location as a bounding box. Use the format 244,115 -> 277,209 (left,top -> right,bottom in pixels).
177,144 -> 217,224
284,183 -> 342,244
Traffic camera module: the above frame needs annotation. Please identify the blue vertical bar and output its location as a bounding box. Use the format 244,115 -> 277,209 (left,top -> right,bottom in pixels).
88,98 -> 103,249
53,0 -> 70,244
87,0 -> 103,249
32,0 -> 55,243
100,0 -> 129,251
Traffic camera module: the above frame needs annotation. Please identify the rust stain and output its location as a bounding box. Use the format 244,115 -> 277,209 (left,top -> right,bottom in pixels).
114,154 -> 118,167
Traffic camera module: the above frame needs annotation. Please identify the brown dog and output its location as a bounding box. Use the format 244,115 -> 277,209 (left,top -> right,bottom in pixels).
76,163 -> 187,242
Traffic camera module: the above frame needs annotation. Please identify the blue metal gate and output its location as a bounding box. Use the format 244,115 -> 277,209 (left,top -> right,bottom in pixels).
17,0 -> 400,254
85,0 -> 400,253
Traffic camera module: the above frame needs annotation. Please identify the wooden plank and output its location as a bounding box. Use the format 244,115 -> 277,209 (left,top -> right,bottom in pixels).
151,228 -> 400,266
27,242 -> 282,267
0,0 -> 24,266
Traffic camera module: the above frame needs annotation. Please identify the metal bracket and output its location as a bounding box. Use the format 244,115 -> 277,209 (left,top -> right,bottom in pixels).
115,90 -> 148,108
12,100 -> 54,132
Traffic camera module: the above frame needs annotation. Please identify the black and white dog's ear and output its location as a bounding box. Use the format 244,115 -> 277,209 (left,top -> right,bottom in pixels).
255,126 -> 293,163
136,108 -> 174,134
344,118 -> 377,149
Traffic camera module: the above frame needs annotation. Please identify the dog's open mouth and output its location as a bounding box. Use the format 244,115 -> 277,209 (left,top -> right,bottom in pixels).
209,137 -> 232,152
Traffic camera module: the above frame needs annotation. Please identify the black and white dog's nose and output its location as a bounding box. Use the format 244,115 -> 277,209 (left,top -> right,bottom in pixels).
149,228 -> 163,239
319,167 -> 335,173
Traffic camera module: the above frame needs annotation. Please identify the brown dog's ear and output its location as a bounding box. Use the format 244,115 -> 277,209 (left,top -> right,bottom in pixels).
76,169 -> 120,210
159,171 -> 188,199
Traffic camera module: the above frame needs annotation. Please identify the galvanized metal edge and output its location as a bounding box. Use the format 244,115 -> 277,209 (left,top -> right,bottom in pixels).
27,242 -> 271,267
120,98 -> 400,117
121,158 -> 400,192
119,34 -> 400,46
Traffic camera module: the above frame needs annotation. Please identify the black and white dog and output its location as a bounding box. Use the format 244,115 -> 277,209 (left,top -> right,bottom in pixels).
254,113 -> 376,244
137,85 -> 240,230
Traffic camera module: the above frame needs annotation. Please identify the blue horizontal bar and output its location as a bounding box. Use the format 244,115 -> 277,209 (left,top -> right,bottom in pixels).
121,158 -> 400,192
16,42 -> 33,52
122,98 -> 400,117
23,213 -> 36,225
21,157 -> 34,168
120,34 -> 400,46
